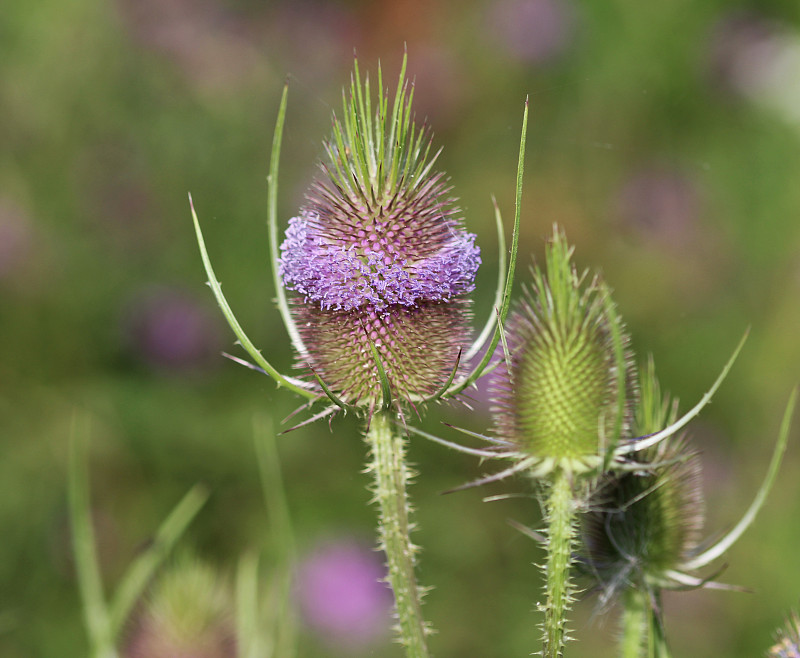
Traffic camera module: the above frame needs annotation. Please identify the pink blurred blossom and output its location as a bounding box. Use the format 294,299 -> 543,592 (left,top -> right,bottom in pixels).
122,286 -> 222,371
295,538 -> 392,652
489,0 -> 576,64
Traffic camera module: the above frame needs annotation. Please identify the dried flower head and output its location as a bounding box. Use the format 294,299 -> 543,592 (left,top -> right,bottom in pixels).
278,59 -> 480,409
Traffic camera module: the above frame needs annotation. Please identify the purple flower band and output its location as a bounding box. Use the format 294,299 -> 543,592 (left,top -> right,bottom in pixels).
279,211 -> 481,311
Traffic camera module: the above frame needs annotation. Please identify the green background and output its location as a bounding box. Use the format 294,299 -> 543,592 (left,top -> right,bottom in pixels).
2,0 -> 799,655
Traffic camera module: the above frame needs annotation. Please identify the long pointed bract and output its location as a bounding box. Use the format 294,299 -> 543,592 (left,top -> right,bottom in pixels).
190,194 -> 316,400
618,331 -> 749,455
268,84 -> 309,360
682,387 -> 796,570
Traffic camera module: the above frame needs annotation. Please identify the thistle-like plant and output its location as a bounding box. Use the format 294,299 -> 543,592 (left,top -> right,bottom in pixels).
411,227 -> 763,657
190,55 -> 528,656
581,361 -> 797,658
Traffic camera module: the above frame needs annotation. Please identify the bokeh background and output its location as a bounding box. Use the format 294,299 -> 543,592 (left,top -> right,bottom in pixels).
2,0 -> 800,656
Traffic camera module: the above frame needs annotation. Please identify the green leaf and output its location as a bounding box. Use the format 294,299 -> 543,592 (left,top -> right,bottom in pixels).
109,484 -> 209,636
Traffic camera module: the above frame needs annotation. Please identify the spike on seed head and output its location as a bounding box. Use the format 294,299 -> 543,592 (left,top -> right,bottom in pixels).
278,57 -> 479,408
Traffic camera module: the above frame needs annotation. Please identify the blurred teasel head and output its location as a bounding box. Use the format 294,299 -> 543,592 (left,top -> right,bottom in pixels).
279,57 -> 480,410
124,555 -> 234,658
490,226 -> 635,478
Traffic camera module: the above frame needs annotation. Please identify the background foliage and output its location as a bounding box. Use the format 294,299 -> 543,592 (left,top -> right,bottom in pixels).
2,0 -> 799,655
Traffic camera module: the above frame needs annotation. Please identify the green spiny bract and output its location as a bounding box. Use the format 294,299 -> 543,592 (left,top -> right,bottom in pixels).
491,226 -> 635,476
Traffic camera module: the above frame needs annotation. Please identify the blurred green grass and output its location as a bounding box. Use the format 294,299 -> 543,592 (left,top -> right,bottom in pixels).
2,0 -> 799,656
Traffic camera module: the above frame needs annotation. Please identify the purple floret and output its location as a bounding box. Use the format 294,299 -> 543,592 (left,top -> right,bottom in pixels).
279,211 -> 481,311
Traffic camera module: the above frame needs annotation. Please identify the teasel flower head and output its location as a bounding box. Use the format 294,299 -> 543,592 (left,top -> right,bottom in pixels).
124,555 -> 235,658
768,609 -> 800,658
580,361 -> 705,606
191,54 -> 527,424
488,226 -> 635,479
278,58 -> 480,411
580,359 -> 797,606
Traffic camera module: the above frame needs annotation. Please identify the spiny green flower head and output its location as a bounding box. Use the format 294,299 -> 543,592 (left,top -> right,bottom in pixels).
581,440 -> 704,598
769,610 -> 800,658
124,556 -> 234,658
581,363 -> 704,601
279,57 -> 480,409
490,226 -> 634,476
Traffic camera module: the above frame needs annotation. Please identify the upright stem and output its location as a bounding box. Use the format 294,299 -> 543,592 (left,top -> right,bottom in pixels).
620,588 -> 672,658
68,419 -> 118,658
648,592 -> 672,658
366,410 -> 430,658
620,588 -> 648,658
541,468 -> 576,658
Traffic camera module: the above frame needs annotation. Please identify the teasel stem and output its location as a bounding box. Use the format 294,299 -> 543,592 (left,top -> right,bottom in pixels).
366,410 -> 430,657
620,589 -> 648,658
542,468 -> 577,658
620,588 -> 672,658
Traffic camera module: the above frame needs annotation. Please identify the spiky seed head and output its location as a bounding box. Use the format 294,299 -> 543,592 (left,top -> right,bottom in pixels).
124,556 -> 234,658
279,58 -> 479,408
581,439 -> 705,595
580,364 -> 704,600
769,610 -> 800,658
491,227 -> 634,475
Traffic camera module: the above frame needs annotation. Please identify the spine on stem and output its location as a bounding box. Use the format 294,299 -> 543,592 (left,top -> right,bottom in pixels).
366,411 -> 430,658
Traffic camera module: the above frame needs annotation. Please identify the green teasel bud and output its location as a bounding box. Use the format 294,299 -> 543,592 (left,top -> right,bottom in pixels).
581,438 -> 705,598
124,555 -> 235,658
491,226 -> 635,475
580,361 -> 704,602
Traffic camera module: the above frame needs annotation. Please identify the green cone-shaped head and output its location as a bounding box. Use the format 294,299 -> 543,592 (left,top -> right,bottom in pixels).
491,227 -> 634,474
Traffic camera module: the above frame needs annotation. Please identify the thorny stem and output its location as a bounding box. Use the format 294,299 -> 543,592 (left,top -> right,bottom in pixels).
541,469 -> 576,658
366,410 -> 430,657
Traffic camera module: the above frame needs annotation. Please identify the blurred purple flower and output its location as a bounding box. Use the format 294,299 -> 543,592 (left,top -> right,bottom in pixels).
295,539 -> 392,652
122,287 -> 222,371
615,166 -> 700,248
117,0 -> 263,94
488,0 -> 576,64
